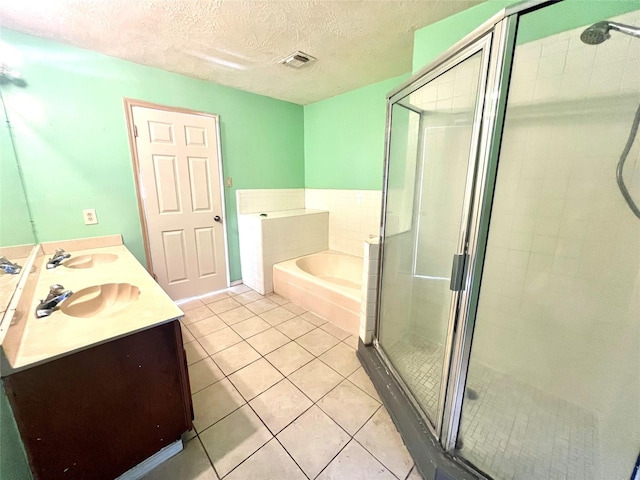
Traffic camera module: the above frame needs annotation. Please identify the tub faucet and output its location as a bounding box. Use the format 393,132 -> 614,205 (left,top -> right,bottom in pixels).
46,249 -> 71,269
36,284 -> 73,318
0,256 -> 22,274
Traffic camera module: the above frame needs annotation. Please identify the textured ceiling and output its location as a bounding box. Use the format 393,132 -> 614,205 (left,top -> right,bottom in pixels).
0,0 -> 483,105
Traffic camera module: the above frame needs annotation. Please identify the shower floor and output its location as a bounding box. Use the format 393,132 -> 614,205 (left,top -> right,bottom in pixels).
384,334 -> 599,480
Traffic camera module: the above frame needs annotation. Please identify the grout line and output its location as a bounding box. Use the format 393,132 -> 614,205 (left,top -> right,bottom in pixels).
196,435 -> 222,479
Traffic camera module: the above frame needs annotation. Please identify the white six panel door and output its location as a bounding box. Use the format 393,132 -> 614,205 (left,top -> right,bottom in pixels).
132,106 -> 227,300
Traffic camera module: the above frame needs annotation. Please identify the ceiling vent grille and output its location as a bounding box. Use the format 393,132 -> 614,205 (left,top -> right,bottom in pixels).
279,51 -> 316,69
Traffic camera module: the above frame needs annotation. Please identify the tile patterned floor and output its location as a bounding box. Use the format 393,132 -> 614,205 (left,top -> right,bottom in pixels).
144,284 -> 422,480
383,334 -> 599,480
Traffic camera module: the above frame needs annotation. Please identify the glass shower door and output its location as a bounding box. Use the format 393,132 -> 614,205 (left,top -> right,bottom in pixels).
377,41 -> 489,432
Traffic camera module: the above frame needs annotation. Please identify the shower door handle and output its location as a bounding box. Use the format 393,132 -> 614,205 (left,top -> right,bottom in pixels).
449,254 -> 467,292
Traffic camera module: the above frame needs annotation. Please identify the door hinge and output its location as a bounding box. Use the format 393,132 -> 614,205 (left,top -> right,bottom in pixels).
133,125 -> 138,138
152,273 -> 158,282
449,254 -> 468,292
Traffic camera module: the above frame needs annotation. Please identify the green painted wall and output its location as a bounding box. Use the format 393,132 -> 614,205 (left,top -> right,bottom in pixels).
0,29 -> 304,281
413,0 -> 640,72
303,74 -> 408,190
0,97 -> 35,247
0,384 -> 32,480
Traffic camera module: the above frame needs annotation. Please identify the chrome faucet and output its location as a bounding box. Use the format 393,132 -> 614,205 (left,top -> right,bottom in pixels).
46,249 -> 71,269
36,284 -> 73,318
0,256 -> 22,274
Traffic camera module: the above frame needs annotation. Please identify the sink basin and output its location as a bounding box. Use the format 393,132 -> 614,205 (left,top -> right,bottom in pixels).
63,253 -> 118,269
60,283 -> 140,318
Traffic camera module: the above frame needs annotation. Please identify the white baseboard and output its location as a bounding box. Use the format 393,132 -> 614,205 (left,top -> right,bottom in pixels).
115,439 -> 183,480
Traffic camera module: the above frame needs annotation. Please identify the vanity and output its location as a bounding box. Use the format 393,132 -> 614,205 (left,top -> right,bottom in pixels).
0,235 -> 192,480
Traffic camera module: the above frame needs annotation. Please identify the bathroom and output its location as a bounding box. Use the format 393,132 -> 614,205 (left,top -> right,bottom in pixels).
1,0 -> 639,479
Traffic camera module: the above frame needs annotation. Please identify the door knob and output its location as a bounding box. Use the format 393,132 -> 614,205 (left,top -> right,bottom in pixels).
214,215 -> 222,223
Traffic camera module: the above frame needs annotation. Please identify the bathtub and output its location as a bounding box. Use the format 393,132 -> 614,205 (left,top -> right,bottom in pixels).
273,250 -> 362,336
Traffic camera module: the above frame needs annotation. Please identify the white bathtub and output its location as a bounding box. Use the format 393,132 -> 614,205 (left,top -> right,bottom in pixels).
273,250 -> 362,335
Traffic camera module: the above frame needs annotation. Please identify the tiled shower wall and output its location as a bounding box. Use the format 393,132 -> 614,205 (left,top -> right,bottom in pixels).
469,11 -> 640,478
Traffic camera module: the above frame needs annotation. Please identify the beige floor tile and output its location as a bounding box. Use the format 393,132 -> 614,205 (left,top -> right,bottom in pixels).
227,284 -> 252,295
282,302 -> 306,315
265,293 -> 288,305
211,341 -> 261,375
246,328 -> 290,355
276,317 -> 316,339
224,438 -> 306,480
317,380 -> 380,435
296,328 -> 340,356
187,315 -> 227,338
208,297 -> 241,314
265,342 -> 314,376
321,322 -> 351,341
245,298 -> 278,315
319,342 -> 362,377
228,358 -> 284,400
218,306 -> 255,325
198,327 -> 243,355
277,405 -> 350,479
192,378 -> 245,432
348,367 -> 381,401
288,359 -> 343,402
259,306 -> 297,326
144,437 -> 218,480
183,305 -> 217,325
233,290 -> 264,305
230,316 -> 271,339
316,440 -> 395,480
355,408 -> 414,480
175,298 -> 204,312
181,325 -> 195,344
184,341 -> 208,365
200,291 -> 229,304
343,335 -> 359,349
249,379 -> 313,434
300,311 -> 327,326
189,357 -> 225,394
199,405 -> 272,478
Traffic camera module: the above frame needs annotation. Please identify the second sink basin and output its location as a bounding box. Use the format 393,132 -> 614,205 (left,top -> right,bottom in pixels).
64,253 -> 118,269
60,283 -> 140,318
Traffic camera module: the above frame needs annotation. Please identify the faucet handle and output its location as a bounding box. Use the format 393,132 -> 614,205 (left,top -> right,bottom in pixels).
50,284 -> 66,295
54,248 -> 66,256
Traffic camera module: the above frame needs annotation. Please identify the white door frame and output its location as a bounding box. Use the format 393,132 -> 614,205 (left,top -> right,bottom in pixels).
123,98 -> 230,290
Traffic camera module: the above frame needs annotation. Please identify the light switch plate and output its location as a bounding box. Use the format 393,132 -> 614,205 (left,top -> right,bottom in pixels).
83,208 -> 98,225
225,177 -> 233,188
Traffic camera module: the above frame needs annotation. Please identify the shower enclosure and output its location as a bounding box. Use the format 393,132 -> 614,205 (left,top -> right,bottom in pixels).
367,1 -> 640,479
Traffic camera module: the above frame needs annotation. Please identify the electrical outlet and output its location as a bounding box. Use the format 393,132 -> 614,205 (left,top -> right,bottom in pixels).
83,209 -> 98,225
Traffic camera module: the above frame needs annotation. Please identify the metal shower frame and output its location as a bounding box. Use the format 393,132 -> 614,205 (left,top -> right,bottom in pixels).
373,0 -> 560,472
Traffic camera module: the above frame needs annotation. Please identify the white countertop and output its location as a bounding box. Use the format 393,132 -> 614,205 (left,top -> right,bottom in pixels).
2,243 -> 183,372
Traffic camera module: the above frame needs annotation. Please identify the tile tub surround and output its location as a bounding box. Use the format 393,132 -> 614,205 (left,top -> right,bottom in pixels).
149,285 -> 421,480
360,237 -> 380,345
235,188 -> 383,259
238,209 -> 329,294
273,251 -> 362,336
1,237 -> 183,371
236,188 -> 305,214
305,189 -> 383,257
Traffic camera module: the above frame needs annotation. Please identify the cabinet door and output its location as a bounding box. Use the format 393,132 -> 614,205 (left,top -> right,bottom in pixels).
3,320 -> 192,480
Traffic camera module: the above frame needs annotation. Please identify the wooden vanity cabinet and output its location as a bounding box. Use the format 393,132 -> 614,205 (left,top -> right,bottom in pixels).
2,320 -> 193,480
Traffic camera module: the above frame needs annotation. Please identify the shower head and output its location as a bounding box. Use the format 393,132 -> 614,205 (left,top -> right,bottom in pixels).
580,21 -> 640,45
